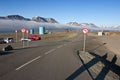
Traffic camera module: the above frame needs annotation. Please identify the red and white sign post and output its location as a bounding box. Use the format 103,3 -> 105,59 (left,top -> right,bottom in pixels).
21,28 -> 26,39
82,28 -> 88,52
26,29 -> 29,47
82,28 -> 88,34
26,29 -> 29,37
21,28 -> 26,33
21,28 -> 26,48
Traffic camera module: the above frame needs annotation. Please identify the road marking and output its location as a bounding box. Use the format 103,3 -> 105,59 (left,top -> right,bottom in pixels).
57,45 -> 63,48
45,49 -> 56,55
16,56 -> 41,71
63,44 -> 67,46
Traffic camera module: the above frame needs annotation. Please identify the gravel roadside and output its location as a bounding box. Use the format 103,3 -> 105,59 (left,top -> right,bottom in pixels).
78,33 -> 120,80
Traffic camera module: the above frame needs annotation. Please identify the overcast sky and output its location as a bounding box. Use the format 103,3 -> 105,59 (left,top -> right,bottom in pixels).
0,0 -> 120,26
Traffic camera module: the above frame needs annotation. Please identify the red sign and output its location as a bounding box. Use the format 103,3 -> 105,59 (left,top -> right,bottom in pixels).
26,29 -> 29,33
21,28 -> 26,33
82,28 -> 88,34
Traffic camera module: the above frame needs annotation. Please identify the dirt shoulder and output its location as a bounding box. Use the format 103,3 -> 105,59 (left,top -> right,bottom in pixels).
89,33 -> 120,64
88,32 -> 120,56
78,33 -> 120,80
97,36 -> 120,56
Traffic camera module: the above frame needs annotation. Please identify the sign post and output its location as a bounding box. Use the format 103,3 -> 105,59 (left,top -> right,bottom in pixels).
26,29 -> 29,47
15,30 -> 18,42
82,28 -> 88,52
21,28 -> 26,48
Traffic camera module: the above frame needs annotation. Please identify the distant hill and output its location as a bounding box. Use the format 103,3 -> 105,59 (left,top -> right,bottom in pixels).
0,15 -> 58,23
67,22 -> 99,29
67,22 -> 80,26
32,16 -> 58,23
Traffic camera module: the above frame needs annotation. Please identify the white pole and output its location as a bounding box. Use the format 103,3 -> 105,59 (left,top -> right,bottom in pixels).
22,32 -> 25,48
27,31 -> 29,47
15,30 -> 18,42
82,28 -> 88,52
83,34 -> 86,52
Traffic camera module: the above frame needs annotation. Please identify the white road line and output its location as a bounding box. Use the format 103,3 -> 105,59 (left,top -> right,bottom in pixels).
63,44 -> 67,46
16,56 -> 41,71
57,45 -> 63,48
45,49 -> 56,55
16,48 -> 56,71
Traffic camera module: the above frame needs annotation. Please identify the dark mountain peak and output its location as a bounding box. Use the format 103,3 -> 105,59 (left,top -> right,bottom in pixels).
7,15 -> 24,19
0,15 -> 58,23
32,16 -> 58,23
6,15 -> 31,21
67,22 -> 98,28
67,22 -> 79,26
32,16 -> 47,22
45,18 -> 58,23
0,16 -> 6,19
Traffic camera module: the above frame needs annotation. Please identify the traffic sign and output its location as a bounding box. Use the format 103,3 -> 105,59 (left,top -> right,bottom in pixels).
82,28 -> 88,52
21,28 -> 26,33
82,28 -> 88,34
26,29 -> 29,33
21,28 -> 26,48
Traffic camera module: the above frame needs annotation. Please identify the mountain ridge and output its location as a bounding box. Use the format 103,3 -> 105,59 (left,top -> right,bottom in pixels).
67,22 -> 99,29
0,15 -> 58,23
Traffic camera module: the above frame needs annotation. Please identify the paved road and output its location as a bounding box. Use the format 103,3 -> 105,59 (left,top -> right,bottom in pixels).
0,33 -> 92,80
